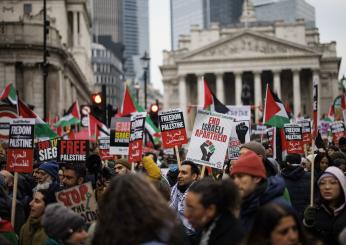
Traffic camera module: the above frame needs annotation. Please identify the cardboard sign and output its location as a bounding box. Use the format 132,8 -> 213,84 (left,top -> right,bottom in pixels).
57,140 -> 89,162
297,119 -> 312,145
226,106 -> 251,121
228,121 -> 250,160
7,119 -> 35,173
267,127 -> 274,148
56,182 -> 98,224
128,112 -> 146,163
252,124 -> 267,135
320,121 -> 330,139
36,138 -> 59,162
186,110 -> 234,169
284,123 -> 304,154
331,121 -> 346,145
159,109 -> 188,148
98,137 -> 110,160
110,117 -> 130,155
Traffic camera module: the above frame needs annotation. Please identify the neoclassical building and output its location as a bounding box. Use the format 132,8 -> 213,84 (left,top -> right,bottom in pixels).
160,6 -> 341,132
0,0 -> 93,118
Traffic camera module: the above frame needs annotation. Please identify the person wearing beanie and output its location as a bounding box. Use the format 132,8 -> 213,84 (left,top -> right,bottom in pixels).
62,163 -> 87,189
281,154 -> 310,220
114,158 -> 131,175
42,203 -> 88,245
230,151 -> 290,232
304,166 -> 346,245
34,161 -> 60,194
19,188 -> 56,245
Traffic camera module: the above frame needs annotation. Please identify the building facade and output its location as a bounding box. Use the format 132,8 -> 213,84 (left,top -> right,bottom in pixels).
0,0 -> 93,118
160,19 -> 341,132
92,43 -> 124,108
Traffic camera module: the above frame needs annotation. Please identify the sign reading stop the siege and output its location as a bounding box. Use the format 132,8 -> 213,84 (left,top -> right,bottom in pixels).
159,109 -> 188,148
7,119 -> 35,173
57,140 -> 89,162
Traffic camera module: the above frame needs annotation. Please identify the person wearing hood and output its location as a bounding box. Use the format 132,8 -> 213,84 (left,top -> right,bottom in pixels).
304,166 -> 346,245
281,154 -> 310,221
230,151 -> 290,232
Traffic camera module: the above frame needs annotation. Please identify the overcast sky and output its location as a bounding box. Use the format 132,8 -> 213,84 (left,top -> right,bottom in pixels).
149,0 -> 346,92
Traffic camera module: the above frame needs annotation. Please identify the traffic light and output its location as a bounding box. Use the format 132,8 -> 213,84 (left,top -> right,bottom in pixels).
91,92 -> 106,124
149,101 -> 159,127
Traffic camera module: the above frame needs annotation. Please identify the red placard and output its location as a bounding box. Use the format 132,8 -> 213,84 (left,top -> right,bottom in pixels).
331,121 -> 346,145
159,109 -> 188,148
297,119 -> 312,145
7,149 -> 34,173
128,113 -> 146,163
284,123 -> 304,154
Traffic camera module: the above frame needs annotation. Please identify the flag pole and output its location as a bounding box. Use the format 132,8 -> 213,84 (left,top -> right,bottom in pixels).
174,145 -> 181,169
310,77 -> 318,206
11,172 -> 19,228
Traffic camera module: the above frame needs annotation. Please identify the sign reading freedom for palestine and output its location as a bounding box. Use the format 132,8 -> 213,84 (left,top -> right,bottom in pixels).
57,140 -> 89,162
186,110 -> 233,169
284,123 -> 304,154
128,112 -> 146,163
159,108 -> 188,148
7,118 -> 35,173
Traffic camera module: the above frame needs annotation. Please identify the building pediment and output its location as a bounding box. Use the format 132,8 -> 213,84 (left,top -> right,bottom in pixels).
179,30 -> 320,62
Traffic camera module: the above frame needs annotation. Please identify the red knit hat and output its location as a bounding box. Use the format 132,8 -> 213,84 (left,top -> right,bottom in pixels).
230,151 -> 266,179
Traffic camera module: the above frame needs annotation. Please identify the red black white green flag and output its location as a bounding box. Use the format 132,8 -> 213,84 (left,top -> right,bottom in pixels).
203,79 -> 229,114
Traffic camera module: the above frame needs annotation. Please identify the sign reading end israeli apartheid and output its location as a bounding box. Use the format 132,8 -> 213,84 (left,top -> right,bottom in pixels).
159,109 -> 188,148
228,121 -> 250,160
186,110 -> 234,169
56,182 -> 98,224
331,121 -> 346,144
7,119 -> 35,173
36,138 -> 59,162
284,123 -> 304,154
110,117 -> 130,155
57,140 -> 89,162
128,112 -> 146,163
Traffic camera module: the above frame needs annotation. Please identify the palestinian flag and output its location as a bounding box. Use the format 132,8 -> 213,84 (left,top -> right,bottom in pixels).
0,84 -> 18,105
54,101 -> 80,127
263,84 -> 290,128
18,99 -> 58,139
119,85 -> 160,145
89,114 -> 110,139
203,79 -> 229,113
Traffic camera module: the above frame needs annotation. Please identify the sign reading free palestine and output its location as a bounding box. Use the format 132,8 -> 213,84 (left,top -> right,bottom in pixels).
186,110 -> 234,169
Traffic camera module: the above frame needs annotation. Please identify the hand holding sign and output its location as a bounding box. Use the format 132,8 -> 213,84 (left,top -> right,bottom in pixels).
236,122 -> 248,144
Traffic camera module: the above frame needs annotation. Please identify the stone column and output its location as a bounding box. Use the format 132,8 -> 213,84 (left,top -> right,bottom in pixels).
293,69 -> 301,117
235,72 -> 242,105
273,70 -> 281,98
216,73 -> 225,103
73,11 -> 78,47
197,74 -> 204,107
179,76 -> 189,133
254,71 -> 262,122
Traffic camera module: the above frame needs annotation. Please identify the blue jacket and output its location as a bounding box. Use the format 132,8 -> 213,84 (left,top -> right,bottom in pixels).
281,165 -> 311,221
240,175 -> 290,232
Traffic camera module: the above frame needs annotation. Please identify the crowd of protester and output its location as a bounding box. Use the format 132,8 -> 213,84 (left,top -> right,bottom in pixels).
1,136 -> 346,245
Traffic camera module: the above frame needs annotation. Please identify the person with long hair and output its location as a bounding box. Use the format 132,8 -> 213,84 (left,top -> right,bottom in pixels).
304,166 -> 346,245
247,203 -> 305,245
314,152 -> 332,178
184,178 -> 244,245
92,174 -> 188,245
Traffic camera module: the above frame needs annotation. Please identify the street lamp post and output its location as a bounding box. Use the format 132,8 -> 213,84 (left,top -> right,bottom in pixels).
140,51 -> 150,110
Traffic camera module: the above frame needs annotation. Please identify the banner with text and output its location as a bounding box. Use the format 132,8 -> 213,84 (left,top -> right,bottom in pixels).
228,121 -> 250,160
57,140 -> 89,162
56,182 -> 97,224
186,110 -> 234,169
110,117 -> 130,155
159,109 -> 188,148
226,106 -> 251,121
297,119 -> 312,145
98,137 -> 111,160
284,123 -> 304,154
331,121 -> 346,144
128,112 -> 146,163
36,138 -> 59,162
7,119 -> 35,172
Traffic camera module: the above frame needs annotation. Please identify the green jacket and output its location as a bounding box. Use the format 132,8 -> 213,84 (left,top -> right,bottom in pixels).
19,217 -> 48,245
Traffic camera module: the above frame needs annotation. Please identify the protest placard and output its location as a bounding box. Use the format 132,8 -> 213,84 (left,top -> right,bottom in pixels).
320,120 -> 330,139
186,110 -> 234,169
330,121 -> 346,144
267,127 -> 274,148
7,119 -> 35,173
284,123 -> 304,154
128,112 -> 146,163
36,138 -> 59,162
110,117 -> 130,155
226,106 -> 251,121
297,119 -> 312,145
228,121 -> 250,160
57,140 -> 89,162
159,109 -> 188,148
98,136 -> 110,160
56,182 -> 98,224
